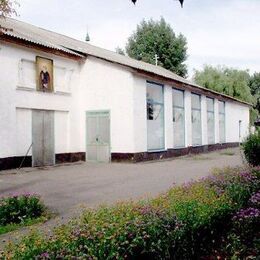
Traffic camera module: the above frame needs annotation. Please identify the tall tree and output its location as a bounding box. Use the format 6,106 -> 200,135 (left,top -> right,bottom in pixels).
126,18 -> 188,77
193,65 -> 254,104
249,72 -> 260,114
193,65 -> 258,124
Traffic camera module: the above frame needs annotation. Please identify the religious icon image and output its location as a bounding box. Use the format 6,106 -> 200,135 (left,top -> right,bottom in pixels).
36,56 -> 53,92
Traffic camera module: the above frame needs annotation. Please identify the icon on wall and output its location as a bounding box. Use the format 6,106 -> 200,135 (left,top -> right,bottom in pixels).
36,56 -> 53,92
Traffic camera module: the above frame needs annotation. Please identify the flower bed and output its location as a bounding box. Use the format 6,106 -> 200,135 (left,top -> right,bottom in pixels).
0,193 -> 47,235
2,167 -> 259,259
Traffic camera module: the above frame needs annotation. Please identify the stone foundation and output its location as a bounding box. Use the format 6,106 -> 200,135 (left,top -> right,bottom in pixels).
0,152 -> 85,171
0,143 -> 240,170
111,142 -> 240,163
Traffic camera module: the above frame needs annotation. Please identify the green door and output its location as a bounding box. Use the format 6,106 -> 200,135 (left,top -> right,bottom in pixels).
86,111 -> 110,162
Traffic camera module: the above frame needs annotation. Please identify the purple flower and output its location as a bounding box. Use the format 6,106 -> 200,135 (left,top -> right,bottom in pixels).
136,205 -> 164,218
233,207 -> 260,221
239,171 -> 256,183
0,192 -> 39,200
249,192 -> 260,207
72,228 -> 82,238
38,252 -> 50,259
182,180 -> 196,189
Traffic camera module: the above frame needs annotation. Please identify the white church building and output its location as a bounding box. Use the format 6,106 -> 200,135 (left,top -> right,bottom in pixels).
0,18 -> 250,170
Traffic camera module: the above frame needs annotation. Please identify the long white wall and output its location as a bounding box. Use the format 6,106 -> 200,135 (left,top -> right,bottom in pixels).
0,41 -> 251,161
132,74 -> 250,153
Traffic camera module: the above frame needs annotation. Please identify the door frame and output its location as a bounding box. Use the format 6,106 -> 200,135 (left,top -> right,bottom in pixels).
85,110 -> 111,162
32,109 -> 55,167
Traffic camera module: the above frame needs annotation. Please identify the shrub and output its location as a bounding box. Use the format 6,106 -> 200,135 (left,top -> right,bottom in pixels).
204,187 -> 260,259
1,167 -> 259,259
223,193 -> 260,259
0,193 -> 45,226
242,131 -> 260,166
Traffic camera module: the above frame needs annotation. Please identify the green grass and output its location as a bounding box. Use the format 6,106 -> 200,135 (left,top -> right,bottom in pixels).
220,149 -> 235,156
184,154 -> 211,160
0,216 -> 48,235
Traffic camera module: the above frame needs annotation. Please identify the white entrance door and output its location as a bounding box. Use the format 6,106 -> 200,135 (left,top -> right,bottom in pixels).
86,111 -> 110,162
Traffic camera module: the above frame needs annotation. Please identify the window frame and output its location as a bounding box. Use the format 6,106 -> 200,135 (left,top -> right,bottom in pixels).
172,88 -> 185,148
191,93 -> 202,146
146,81 -> 165,152
218,100 -> 226,143
206,97 -> 215,144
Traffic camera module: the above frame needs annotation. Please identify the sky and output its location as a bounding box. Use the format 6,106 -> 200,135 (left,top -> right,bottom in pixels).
16,0 -> 260,78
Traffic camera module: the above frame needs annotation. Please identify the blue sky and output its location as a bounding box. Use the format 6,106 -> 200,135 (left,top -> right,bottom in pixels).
17,0 -> 260,78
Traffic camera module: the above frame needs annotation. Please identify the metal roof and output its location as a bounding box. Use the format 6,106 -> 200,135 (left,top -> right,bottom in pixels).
0,17 -> 251,106
0,18 -> 84,57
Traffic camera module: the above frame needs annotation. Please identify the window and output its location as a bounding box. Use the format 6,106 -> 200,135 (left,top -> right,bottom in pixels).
207,97 -> 215,144
54,66 -> 73,93
219,101 -> 225,143
191,93 -> 202,146
147,82 -> 164,151
172,89 -> 185,148
18,59 -> 36,89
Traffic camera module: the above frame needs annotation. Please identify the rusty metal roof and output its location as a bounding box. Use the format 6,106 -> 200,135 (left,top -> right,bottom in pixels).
0,17 -> 251,106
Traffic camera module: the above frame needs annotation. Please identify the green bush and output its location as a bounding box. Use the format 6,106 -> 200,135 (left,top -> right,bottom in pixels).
242,131 -> 260,166
0,193 -> 45,226
1,167 -> 259,259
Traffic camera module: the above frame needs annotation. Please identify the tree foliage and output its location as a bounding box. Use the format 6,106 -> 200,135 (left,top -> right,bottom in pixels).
0,0 -> 18,17
193,65 -> 259,124
193,65 -> 254,104
249,72 -> 260,114
125,18 -> 188,77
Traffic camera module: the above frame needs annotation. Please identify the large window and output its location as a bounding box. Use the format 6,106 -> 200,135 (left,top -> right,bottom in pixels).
207,97 -> 215,144
147,82 -> 164,151
219,101 -> 226,143
172,89 -> 185,148
191,93 -> 202,146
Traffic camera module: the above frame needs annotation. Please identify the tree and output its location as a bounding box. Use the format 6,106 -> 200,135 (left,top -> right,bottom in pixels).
193,65 -> 258,124
125,18 -> 188,77
0,0 -> 18,17
193,65 -> 254,104
249,72 -> 260,114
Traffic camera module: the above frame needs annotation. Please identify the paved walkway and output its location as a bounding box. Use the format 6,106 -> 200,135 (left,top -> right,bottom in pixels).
0,148 -> 243,247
